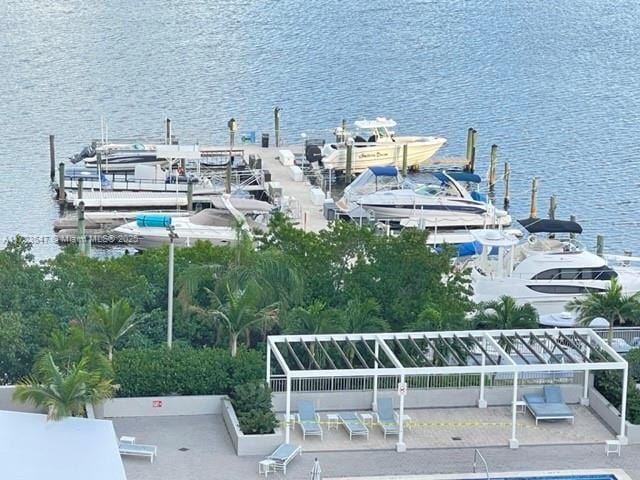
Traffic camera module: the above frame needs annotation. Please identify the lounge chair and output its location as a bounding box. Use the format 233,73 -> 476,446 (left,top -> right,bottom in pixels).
338,411 -> 369,440
375,397 -> 400,438
523,385 -> 574,425
266,443 -> 302,474
118,437 -> 157,463
296,400 -> 323,440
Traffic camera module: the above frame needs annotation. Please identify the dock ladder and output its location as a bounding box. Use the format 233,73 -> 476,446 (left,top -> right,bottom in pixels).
472,449 -> 490,479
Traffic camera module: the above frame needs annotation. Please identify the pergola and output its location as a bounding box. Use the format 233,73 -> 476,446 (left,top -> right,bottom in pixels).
267,328 -> 628,451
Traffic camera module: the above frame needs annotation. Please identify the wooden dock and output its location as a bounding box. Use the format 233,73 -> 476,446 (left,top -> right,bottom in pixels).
243,144 -> 329,232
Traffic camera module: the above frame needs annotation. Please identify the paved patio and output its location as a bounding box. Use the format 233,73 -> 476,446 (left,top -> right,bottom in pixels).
286,405 -> 612,450
112,414 -> 640,480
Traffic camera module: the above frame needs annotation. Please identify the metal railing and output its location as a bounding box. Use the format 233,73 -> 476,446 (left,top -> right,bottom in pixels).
472,449 -> 490,479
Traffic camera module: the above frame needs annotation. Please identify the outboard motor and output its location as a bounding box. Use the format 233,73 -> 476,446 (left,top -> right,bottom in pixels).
69,145 -> 96,164
306,145 -> 323,169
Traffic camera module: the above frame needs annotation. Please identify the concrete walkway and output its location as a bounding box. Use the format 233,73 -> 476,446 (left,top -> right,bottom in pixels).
113,415 -> 639,480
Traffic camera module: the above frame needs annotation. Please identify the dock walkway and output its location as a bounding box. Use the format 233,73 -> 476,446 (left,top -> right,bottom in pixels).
244,144 -> 328,232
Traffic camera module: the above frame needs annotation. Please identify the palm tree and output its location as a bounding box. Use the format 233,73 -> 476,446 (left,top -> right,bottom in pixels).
337,297 -> 389,333
473,296 -> 539,330
284,300 -> 340,335
13,353 -> 113,420
567,277 -> 640,345
210,280 -> 278,356
88,299 -> 138,361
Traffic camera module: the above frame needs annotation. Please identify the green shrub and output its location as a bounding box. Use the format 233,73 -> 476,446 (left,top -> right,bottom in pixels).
113,345 -> 264,397
625,349 -> 640,384
230,382 -> 278,434
594,370 -> 640,425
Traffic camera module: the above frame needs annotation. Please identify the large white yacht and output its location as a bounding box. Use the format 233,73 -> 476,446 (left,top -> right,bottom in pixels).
320,118 -> 447,173
465,219 -> 640,314
335,166 -> 511,229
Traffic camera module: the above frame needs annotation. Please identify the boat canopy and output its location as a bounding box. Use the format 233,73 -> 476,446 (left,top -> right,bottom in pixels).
518,218 -> 583,234
470,229 -> 520,247
354,117 -> 397,129
446,171 -> 482,183
369,166 -> 399,176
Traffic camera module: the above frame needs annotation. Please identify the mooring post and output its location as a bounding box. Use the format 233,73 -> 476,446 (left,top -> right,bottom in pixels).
469,129 -> 477,173
529,177 -> 539,218
503,162 -> 511,209
345,143 -> 353,181
49,134 -> 56,181
570,214 -> 577,240
77,201 -> 86,255
274,107 -> 281,147
165,118 -> 172,144
187,181 -> 194,212
58,162 -> 66,204
489,144 -> 498,192
227,118 -> 237,194
465,128 -> 473,164
548,195 -> 557,220
596,235 -> 605,257
77,177 -> 84,201
402,144 -> 408,177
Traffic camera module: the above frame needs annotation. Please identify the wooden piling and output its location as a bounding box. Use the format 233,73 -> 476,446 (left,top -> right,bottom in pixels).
274,107 -> 281,147
503,162 -> 511,209
57,162 -> 65,203
529,177 -> 539,218
227,118 -> 237,194
345,144 -> 353,180
465,128 -> 473,164
187,182 -> 194,211
489,144 -> 498,192
469,129 -> 478,173
400,144 -> 408,177
77,201 -> 86,255
77,177 -> 84,200
49,134 -> 56,181
165,118 -> 172,144
596,234 -> 605,257
548,195 -> 557,220
338,118 -> 347,142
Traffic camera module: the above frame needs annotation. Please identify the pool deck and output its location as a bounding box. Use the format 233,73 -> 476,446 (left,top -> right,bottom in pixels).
113,414 -> 640,480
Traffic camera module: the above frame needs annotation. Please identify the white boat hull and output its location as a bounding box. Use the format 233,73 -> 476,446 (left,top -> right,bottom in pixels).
322,137 -> 446,172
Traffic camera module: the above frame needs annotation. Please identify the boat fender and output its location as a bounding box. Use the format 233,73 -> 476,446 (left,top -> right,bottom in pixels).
528,234 -> 537,245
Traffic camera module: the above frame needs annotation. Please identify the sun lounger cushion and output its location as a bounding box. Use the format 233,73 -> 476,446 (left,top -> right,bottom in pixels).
267,443 -> 301,474
543,385 -> 564,404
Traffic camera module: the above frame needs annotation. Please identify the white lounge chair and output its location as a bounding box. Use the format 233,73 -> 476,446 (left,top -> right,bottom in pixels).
338,411 -> 369,440
296,400 -> 323,440
375,397 -> 400,438
118,436 -> 157,463
266,443 -> 302,475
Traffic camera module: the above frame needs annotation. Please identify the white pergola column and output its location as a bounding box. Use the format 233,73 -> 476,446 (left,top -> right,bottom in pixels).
509,371 -> 519,449
372,341 -> 380,411
618,365 -> 629,444
478,341 -> 487,408
581,338 -> 591,406
285,374 -> 291,444
266,343 -> 271,387
396,373 -> 407,452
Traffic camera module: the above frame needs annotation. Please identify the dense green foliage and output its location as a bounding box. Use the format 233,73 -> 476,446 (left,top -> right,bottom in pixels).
2,216 -> 475,397
594,370 -> 640,425
230,382 -> 278,434
113,346 -> 264,397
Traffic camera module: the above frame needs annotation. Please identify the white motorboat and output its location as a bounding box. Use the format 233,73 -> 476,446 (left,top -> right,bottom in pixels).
465,219 -> 640,315
538,311 -> 610,328
320,118 -> 447,173
335,166 -> 511,229
114,198 -> 269,250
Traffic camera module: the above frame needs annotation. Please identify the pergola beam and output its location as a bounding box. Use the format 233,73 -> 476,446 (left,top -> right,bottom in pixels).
284,339 -> 305,370
331,337 -> 354,369
453,334 -> 481,366
544,332 -> 578,363
315,339 -> 337,369
438,334 -> 465,366
528,333 -> 560,363
359,338 -> 386,367
299,339 -> 321,369
467,334 -> 498,365
500,334 -> 531,364
346,338 -> 369,369
423,334 -> 450,366
513,332 -> 547,364
407,335 -> 434,367
393,337 -> 419,368
557,331 -> 591,362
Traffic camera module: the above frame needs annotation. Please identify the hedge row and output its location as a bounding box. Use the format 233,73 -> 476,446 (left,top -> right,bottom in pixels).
112,345 -> 264,397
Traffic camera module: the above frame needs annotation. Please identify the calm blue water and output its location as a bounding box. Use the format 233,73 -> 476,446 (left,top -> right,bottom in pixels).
1,0 -> 639,257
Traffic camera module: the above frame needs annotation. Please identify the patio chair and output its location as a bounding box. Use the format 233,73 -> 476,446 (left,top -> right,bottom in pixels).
266,443 -> 302,475
296,400 -> 323,440
375,397 -> 400,438
338,411 -> 369,440
118,437 -> 157,463
523,385 -> 574,425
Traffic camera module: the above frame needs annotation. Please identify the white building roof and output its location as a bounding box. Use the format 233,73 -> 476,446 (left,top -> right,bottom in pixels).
0,410 -> 126,480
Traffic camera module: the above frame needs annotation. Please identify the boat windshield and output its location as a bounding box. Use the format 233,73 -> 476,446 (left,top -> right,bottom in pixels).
414,173 -> 462,197
343,168 -> 402,196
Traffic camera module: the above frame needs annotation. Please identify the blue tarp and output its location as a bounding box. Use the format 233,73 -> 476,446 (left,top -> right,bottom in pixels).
446,171 -> 482,183
136,214 -> 172,228
471,191 -> 488,203
368,166 -> 398,176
